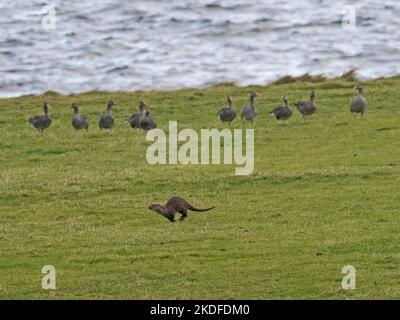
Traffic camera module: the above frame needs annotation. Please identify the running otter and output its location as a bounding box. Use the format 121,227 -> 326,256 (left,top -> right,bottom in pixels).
148,196 -> 215,222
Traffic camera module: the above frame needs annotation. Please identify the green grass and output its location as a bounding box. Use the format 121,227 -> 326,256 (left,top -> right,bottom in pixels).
1,76 -> 400,299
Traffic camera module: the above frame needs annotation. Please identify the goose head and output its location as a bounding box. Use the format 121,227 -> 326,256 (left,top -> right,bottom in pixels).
139,101 -> 147,112
107,100 -> 117,110
310,91 -> 316,100
139,101 -> 151,115
71,103 -> 79,112
283,96 -> 289,105
250,92 -> 258,99
355,84 -> 363,94
227,95 -> 233,106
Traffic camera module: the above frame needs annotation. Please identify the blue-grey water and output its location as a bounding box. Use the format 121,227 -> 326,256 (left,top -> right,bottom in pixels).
1,0 -> 400,97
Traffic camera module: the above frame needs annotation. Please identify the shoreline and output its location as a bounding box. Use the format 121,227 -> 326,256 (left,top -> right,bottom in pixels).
2,70 -> 400,100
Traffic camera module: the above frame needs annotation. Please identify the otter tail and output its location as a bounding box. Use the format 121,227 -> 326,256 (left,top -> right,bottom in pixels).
190,206 -> 216,212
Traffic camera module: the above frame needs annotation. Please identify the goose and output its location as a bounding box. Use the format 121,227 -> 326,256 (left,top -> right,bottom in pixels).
350,84 -> 366,116
271,96 -> 292,121
217,96 -> 236,123
128,101 -> 146,128
28,102 -> 52,133
139,105 -> 157,131
295,91 -> 316,117
241,92 -> 258,122
99,100 -> 117,130
71,103 -> 89,130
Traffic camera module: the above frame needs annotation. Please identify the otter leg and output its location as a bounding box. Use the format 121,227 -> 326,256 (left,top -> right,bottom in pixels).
167,213 -> 176,222
179,210 -> 188,221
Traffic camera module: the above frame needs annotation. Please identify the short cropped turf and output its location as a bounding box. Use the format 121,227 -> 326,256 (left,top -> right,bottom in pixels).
1,74 -> 400,299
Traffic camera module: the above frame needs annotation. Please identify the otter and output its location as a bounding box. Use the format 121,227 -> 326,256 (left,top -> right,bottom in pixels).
148,196 -> 215,222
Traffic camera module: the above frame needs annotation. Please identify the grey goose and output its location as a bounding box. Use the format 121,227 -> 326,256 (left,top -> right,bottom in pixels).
217,96 -> 237,123
99,100 -> 117,129
128,101 -> 146,128
28,102 -> 52,133
295,91 -> 316,117
350,84 -> 366,116
71,103 -> 89,130
271,96 -> 292,121
139,104 -> 157,131
241,92 -> 258,122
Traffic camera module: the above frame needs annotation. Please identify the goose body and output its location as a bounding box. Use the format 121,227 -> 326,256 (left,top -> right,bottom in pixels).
217,96 -> 236,123
295,91 -> 316,117
350,85 -> 366,115
241,92 -> 258,122
271,96 -> 292,120
28,102 -> 52,132
99,100 -> 117,129
139,109 -> 157,131
71,103 -> 89,130
128,113 -> 140,128
128,101 -> 146,128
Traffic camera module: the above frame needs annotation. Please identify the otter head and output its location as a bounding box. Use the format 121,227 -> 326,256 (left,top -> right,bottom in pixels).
148,204 -> 164,213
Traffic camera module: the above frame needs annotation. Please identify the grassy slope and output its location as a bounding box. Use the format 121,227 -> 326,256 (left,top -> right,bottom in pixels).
1,76 -> 400,299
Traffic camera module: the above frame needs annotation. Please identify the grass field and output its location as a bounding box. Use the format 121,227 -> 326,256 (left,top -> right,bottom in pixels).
1,75 -> 400,299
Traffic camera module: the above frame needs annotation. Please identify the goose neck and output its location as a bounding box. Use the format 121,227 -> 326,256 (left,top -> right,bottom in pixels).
250,96 -> 255,109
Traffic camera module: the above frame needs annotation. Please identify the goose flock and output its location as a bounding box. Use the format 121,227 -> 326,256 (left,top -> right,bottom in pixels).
28,85 -> 366,133
28,100 -> 158,132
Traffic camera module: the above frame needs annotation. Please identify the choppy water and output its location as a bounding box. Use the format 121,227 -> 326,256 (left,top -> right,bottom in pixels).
1,0 -> 400,97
